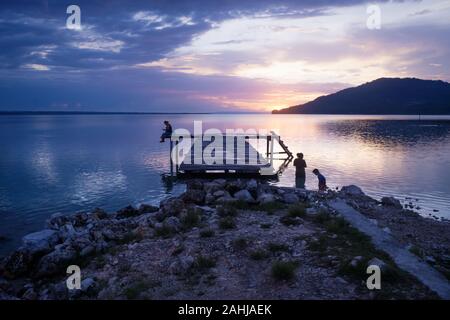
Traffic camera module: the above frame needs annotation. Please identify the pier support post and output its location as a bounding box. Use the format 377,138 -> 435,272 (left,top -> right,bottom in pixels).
175,140 -> 179,174
170,139 -> 173,176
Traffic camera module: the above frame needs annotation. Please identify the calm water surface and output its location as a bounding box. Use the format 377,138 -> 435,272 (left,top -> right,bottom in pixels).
1,114 -> 450,255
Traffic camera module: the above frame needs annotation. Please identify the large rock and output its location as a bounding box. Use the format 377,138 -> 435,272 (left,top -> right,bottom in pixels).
90,208 -> 108,219
81,278 -> 96,293
46,213 -> 69,229
186,180 -> 204,190
138,204 -> 159,214
341,185 -> 365,196
116,205 -> 140,219
212,179 -> 227,188
213,190 -> 230,198
216,194 -> 237,203
164,216 -> 181,231
226,179 -> 246,194
257,193 -> 276,204
0,249 -> 34,278
205,193 -> 215,205
203,182 -> 222,194
246,179 -> 258,191
35,246 -> 77,278
233,189 -> 255,202
283,193 -> 299,204
181,189 -> 205,205
367,257 -> 388,272
160,197 -> 185,216
22,229 -> 59,255
381,197 -> 402,209
0,291 -> 19,300
169,255 -> 194,274
59,223 -> 78,241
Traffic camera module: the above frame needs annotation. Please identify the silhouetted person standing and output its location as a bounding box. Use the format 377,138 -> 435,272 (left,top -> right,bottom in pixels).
160,120 -> 173,143
312,168 -> 327,191
293,153 -> 307,188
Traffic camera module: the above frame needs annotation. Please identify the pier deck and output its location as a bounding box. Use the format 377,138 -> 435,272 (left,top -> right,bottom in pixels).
169,132 -> 293,176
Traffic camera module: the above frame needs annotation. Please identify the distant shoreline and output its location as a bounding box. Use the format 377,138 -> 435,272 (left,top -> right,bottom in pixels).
1,111 -> 450,118
0,111 -> 214,115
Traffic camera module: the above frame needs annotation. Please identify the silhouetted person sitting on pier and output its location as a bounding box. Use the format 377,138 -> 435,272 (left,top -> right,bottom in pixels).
312,169 -> 327,191
293,153 -> 307,188
160,120 -> 173,143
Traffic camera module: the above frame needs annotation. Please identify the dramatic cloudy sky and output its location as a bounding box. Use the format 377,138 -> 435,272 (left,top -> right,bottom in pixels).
0,0 -> 449,112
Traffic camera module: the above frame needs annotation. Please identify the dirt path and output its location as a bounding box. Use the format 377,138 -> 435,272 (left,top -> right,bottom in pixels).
329,199 -> 450,299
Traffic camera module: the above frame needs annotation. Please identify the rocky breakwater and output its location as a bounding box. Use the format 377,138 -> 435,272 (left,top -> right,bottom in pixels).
0,179 -> 446,300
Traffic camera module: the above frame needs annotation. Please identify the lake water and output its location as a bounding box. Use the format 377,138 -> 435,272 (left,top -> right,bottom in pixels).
1,114 -> 450,256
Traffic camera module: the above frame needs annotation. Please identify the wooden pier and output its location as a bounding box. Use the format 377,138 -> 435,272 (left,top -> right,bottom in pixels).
169,132 -> 293,176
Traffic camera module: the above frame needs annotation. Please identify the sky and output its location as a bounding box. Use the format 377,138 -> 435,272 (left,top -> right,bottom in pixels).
0,0 -> 449,112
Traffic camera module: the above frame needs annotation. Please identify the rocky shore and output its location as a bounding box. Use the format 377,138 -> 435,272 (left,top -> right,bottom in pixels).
0,179 -> 449,300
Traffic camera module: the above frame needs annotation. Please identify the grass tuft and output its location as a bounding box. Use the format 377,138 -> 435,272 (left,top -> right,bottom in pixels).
181,208 -> 201,230
249,249 -> 269,260
267,242 -> 290,253
199,228 -> 215,238
219,216 -> 236,229
232,237 -> 249,250
271,261 -> 299,280
288,204 -> 306,217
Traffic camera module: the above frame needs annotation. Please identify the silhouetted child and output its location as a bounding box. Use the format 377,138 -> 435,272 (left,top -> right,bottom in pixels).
293,153 -> 307,188
312,168 -> 327,191
160,120 -> 173,142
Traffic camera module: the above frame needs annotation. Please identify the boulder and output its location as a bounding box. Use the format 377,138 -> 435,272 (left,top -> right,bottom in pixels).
169,255 -> 194,274
35,246 -> 77,278
257,193 -> 276,204
306,207 -> 319,216
80,245 -> 95,257
212,179 -> 227,188
59,223 -> 78,241
233,189 -> 255,202
165,216 -> 181,231
367,257 -> 388,272
341,185 -> 365,196
205,193 -> 215,205
203,182 -> 222,194
81,278 -> 96,293
46,213 -> 69,229
186,179 -> 204,190
90,208 -> 108,219
0,249 -> 34,278
350,256 -> 364,268
22,287 -> 37,300
216,194 -> 237,203
181,189 -> 205,205
160,197 -> 185,216
225,179 -> 246,194
381,197 -> 402,209
246,179 -> 258,191
0,291 -> 19,300
116,205 -> 140,218
213,190 -> 229,198
22,229 -> 59,255
283,193 -> 299,204
138,204 -> 159,214
73,212 -> 89,226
